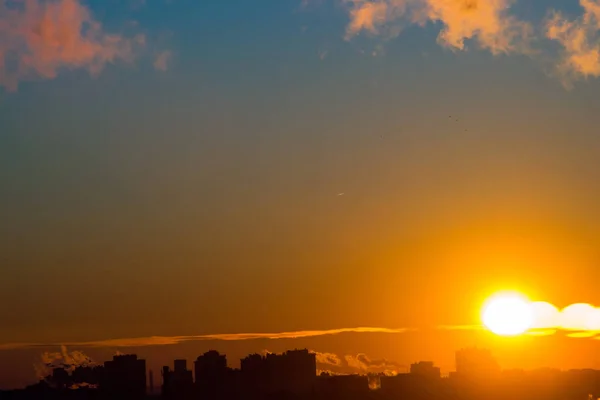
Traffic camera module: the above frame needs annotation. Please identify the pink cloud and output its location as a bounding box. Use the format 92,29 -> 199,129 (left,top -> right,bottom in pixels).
153,50 -> 171,71
0,0 -> 145,91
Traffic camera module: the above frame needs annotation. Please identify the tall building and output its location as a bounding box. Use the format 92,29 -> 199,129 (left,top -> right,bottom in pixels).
194,350 -> 231,398
380,361 -> 442,399
174,360 -> 188,373
102,354 -> 146,399
194,351 -> 228,385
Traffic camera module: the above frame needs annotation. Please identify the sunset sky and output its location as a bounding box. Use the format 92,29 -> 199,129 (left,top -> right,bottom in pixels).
3,0 -> 600,390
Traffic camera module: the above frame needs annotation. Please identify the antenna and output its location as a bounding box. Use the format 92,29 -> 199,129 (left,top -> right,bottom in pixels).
149,370 -> 154,395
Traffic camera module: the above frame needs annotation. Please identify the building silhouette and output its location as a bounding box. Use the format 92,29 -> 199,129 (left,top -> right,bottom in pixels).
149,370 -> 154,395
162,360 -> 194,399
453,347 -> 500,380
380,360 -> 445,400
240,349 -> 317,396
194,350 -> 232,398
410,362 -> 441,380
315,373 -> 369,399
101,354 -> 146,399
5,347 -> 600,400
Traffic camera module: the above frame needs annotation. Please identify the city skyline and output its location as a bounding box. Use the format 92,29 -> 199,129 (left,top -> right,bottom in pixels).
4,323 -> 600,390
7,346 -> 600,399
4,0 -> 600,393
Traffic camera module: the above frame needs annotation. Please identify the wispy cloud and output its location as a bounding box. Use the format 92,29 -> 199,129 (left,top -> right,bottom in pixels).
437,324 -> 485,331
0,0 -> 145,91
6,301 -> 600,353
0,327 -> 414,351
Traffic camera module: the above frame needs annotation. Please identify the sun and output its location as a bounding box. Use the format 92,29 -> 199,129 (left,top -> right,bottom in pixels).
482,293 -> 534,336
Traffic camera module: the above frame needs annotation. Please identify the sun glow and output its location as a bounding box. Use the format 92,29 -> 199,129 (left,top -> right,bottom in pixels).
482,292 -> 534,336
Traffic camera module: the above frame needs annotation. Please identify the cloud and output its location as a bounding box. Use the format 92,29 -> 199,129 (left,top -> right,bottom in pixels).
346,353 -> 405,374
440,301 -> 600,338
338,0 -> 600,84
344,0 -> 408,40
315,351 -> 343,366
34,345 -> 97,380
0,0 -> 145,91
345,0 -> 391,37
342,0 -> 531,54
153,50 -> 171,71
528,302 -> 600,333
546,0 -> 600,85
525,329 -> 557,337
417,0 -> 532,54
69,383 -> 98,390
437,324 -> 485,330
313,350 -> 405,375
7,301 -> 600,354
40,345 -> 96,370
0,327 -> 414,351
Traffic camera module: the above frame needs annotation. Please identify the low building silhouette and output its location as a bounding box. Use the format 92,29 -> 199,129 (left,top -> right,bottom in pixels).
410,362 -> 441,380
380,361 -> 448,400
315,373 -> 369,399
240,349 -> 317,396
454,348 -> 500,380
6,347 -> 600,400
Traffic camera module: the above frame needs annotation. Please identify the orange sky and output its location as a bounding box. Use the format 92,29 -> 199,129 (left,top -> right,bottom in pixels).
4,0 -> 600,390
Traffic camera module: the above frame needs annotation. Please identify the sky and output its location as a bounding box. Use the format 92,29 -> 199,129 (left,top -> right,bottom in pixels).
3,0 -> 600,390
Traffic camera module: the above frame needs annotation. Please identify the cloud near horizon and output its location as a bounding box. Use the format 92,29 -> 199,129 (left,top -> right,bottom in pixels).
313,351 -> 407,375
4,307 -> 600,352
0,0 -> 152,91
0,327 -> 415,351
34,345 -> 97,380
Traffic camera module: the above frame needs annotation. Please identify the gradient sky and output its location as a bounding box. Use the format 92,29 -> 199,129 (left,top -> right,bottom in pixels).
3,0 -> 600,390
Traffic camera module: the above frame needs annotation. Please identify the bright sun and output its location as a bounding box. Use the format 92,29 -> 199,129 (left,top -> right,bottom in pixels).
482,293 -> 534,336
